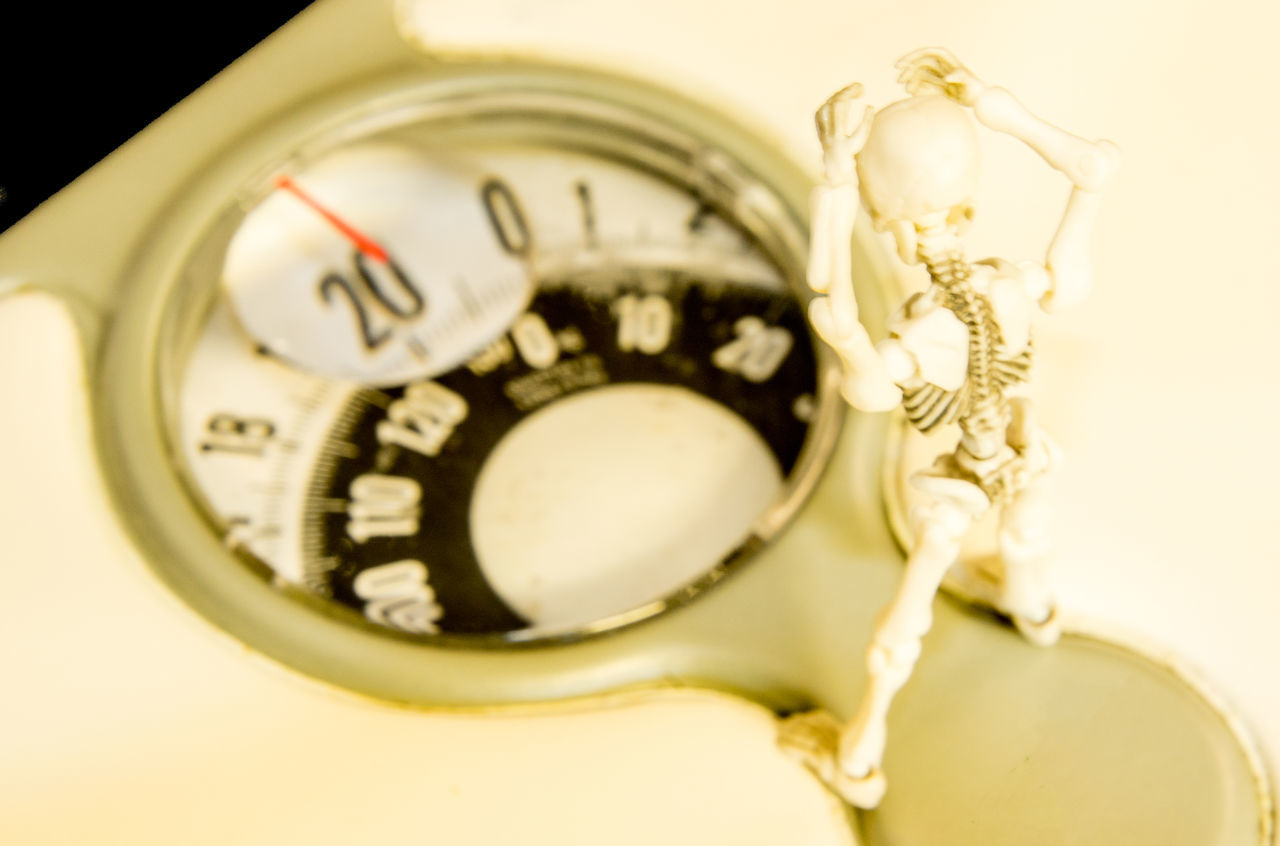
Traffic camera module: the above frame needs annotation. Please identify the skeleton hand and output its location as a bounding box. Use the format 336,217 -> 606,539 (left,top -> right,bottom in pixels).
815,82 -> 874,183
896,47 -> 986,106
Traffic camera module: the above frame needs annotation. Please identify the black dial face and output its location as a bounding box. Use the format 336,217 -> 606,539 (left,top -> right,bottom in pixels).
309,276 -> 817,636
172,89 -> 838,644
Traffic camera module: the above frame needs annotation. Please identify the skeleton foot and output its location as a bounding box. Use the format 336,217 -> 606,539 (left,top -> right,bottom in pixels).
948,553 -> 1005,605
935,552 -> 1059,646
835,766 -> 888,809
998,565 -> 1059,646
998,473 -> 1060,646
948,556 -> 1061,646
1013,602 -> 1061,647
778,710 -> 889,808
778,710 -> 842,784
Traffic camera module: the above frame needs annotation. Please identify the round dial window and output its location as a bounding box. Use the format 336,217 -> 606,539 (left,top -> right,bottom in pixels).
163,80 -> 839,644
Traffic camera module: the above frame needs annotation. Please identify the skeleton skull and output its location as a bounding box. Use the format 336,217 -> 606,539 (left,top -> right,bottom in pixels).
857,95 -> 980,263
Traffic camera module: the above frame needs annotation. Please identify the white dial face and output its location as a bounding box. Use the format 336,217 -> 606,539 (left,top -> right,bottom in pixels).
223,144 -> 533,384
174,102 -> 825,642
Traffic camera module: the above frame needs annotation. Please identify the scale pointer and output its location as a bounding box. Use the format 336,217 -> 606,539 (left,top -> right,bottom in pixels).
273,174 -> 390,264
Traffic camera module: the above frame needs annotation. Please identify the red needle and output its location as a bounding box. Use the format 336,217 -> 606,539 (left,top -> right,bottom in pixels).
273,174 -> 390,265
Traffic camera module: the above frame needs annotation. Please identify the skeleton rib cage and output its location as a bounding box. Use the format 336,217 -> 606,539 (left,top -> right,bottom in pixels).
902,243 -> 1034,446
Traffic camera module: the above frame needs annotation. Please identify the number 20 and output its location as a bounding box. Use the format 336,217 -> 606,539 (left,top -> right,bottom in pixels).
319,249 -> 425,352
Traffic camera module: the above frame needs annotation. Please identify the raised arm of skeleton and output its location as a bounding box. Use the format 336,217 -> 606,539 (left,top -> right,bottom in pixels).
807,84 -> 903,412
897,48 -> 1120,312
974,88 -> 1119,311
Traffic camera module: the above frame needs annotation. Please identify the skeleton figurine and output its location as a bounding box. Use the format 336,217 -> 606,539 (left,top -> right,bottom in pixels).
779,48 -> 1119,809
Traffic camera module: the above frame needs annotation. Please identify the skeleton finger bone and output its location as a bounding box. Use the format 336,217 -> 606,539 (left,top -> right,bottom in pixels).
896,61 -> 945,89
899,67 -> 946,97
896,47 -> 968,96
816,83 -> 866,142
942,68 -> 986,106
826,81 -> 865,111
895,46 -> 961,77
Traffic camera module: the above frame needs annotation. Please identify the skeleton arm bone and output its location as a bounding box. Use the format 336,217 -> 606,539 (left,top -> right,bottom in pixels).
972,87 -> 1117,191
896,49 -> 1119,310
971,86 -> 1120,311
808,183 -> 903,411
807,88 -> 903,411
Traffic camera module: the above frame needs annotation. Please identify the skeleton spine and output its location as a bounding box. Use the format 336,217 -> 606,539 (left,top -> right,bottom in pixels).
916,229 -> 1011,460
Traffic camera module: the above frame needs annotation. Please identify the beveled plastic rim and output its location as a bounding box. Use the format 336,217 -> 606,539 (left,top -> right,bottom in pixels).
90,58 -> 863,705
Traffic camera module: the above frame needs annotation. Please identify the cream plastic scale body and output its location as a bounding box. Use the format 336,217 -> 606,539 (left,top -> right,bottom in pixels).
0,1 -> 1271,844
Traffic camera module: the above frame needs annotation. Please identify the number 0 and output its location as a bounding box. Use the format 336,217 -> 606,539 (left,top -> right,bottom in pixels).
511,313 -> 559,369
481,179 -> 532,258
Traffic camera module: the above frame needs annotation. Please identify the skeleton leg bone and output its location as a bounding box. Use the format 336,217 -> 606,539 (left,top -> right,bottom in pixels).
780,481 -> 983,808
999,474 -> 1061,646
996,404 -> 1062,644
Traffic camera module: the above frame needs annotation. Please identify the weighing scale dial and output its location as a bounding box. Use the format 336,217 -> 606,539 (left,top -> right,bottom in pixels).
172,86 -> 838,643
